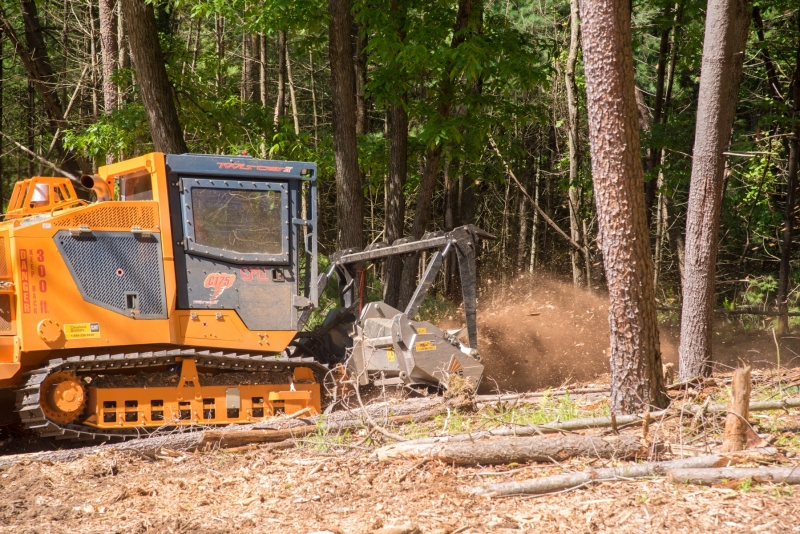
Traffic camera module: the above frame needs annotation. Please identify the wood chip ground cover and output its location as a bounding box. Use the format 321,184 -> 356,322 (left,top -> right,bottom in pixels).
2,371 -> 800,533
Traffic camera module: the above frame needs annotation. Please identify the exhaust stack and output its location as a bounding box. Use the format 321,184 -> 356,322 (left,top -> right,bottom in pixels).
80,174 -> 112,202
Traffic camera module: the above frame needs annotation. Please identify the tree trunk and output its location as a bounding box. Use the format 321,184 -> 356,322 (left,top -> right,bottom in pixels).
274,30 -> 287,125
259,33 -> 268,108
310,50 -> 319,145
121,0 -> 187,154
353,23 -> 368,135
530,166 -> 540,272
678,0 -> 751,380
285,41 -> 300,135
777,19 -> 800,335
383,94 -> 408,307
565,0 -> 585,288
516,177 -> 528,272
644,3 -> 673,220
579,0 -> 668,413
241,33 -> 259,104
328,0 -> 364,250
99,0 -> 118,164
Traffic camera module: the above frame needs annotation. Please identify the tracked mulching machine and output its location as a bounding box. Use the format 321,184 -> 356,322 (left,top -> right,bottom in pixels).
0,153 -> 489,441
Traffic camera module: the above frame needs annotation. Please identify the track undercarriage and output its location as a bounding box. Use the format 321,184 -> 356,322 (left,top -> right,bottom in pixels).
17,349 -> 331,441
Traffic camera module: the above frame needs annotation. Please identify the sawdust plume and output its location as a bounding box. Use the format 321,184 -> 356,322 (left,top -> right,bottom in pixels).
474,275 -> 677,393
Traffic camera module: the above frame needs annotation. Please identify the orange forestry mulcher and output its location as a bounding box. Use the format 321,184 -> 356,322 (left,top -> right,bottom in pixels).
0,153 -> 487,441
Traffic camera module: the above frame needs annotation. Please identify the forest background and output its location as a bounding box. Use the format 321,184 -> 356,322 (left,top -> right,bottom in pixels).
0,0 -> 799,354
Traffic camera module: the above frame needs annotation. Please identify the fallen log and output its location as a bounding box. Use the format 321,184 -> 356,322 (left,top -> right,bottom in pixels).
377,434 -> 647,465
462,448 -> 780,497
668,466 -> 800,486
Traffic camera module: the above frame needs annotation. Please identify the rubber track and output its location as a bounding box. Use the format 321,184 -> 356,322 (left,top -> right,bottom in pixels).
15,348 -> 330,442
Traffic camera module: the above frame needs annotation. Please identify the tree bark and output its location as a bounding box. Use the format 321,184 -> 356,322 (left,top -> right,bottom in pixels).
328,0 -> 364,250
274,30 -> 287,124
579,0 -> 668,413
99,0 -> 118,164
777,19 -> 800,335
678,0 -> 751,380
120,0 -> 187,154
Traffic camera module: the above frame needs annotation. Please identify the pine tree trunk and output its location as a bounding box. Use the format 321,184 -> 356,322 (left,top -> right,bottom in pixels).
99,0 -> 118,164
579,0 -> 668,413
120,0 -> 187,154
328,0 -> 364,250
777,19 -> 800,335
678,0 -> 751,380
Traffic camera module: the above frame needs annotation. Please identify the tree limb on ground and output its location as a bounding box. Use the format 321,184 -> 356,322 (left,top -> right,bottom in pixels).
462,448 -> 780,497
376,434 -> 648,465
667,466 -> 800,486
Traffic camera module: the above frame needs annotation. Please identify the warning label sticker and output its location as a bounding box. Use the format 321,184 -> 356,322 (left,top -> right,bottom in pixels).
416,327 -> 427,334
65,323 -> 100,340
386,349 -> 396,362
415,341 -> 436,352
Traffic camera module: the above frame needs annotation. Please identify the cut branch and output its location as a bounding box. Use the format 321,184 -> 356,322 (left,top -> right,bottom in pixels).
376,434 -> 647,465
667,466 -> 800,486
463,448 -> 780,496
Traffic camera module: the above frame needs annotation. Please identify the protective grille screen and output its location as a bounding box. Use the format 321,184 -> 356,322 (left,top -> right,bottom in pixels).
191,188 -> 283,254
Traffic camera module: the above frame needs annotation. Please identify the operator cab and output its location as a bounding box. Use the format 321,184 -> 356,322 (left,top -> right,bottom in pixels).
162,155 -> 318,332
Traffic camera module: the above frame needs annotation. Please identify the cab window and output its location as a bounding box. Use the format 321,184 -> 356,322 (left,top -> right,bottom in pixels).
191,188 -> 283,255
117,170 -> 153,201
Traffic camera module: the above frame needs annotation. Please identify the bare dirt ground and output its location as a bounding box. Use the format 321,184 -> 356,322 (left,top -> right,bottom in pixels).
4,279 -> 800,533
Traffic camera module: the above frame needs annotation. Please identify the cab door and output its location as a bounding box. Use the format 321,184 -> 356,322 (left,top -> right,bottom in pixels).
170,170 -> 298,332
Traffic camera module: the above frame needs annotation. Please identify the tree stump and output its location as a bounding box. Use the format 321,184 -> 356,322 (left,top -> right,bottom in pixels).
720,366 -> 751,452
